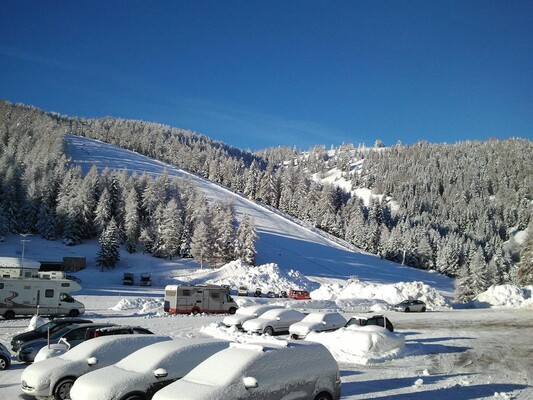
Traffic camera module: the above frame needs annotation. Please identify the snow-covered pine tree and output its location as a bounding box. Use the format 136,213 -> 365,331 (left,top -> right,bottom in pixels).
159,198 -> 183,259
517,219 -> 533,285
96,217 -> 121,270
94,187 -> 112,234
36,204 -> 57,240
211,201 -> 236,266
235,215 -> 257,265
124,187 -> 140,253
191,218 -> 214,268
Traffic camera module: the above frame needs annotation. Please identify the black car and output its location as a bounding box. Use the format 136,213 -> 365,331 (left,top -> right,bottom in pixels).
11,318 -> 93,352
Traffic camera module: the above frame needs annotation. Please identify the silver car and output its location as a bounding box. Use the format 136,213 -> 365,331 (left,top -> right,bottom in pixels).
393,299 -> 427,312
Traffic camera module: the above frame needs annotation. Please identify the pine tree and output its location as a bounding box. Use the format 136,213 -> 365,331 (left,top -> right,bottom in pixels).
96,218 -> 121,270
159,199 -> 183,259
235,215 -> 258,265
517,219 -> 533,285
124,188 -> 140,253
211,202 -> 236,265
470,247 -> 490,295
191,218 -> 214,268
94,188 -> 112,234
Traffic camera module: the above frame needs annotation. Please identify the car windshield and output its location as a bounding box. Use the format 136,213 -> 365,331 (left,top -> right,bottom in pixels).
32,321 -> 56,334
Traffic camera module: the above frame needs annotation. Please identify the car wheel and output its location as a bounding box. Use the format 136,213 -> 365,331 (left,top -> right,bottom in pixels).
54,377 -> 75,400
264,326 -> 274,336
4,310 -> 15,320
404,307 -> 410,313
0,355 -> 9,370
122,394 -> 146,400
191,308 -> 200,315
314,392 -> 332,400
228,307 -> 237,315
421,306 -> 426,312
68,309 -> 80,317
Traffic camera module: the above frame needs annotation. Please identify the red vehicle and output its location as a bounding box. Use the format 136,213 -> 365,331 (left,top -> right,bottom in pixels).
288,289 -> 311,300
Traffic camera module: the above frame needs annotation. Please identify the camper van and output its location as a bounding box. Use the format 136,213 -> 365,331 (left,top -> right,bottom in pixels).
164,284 -> 238,315
0,278 -> 85,319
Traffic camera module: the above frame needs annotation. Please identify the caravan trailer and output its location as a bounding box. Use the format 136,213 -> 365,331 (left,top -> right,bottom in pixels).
0,278 -> 85,319
164,285 -> 238,315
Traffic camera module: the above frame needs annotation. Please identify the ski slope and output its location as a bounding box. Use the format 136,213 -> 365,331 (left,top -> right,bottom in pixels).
66,134 -> 454,296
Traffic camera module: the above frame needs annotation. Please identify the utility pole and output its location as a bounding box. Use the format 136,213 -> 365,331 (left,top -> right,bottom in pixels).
20,233 -> 33,268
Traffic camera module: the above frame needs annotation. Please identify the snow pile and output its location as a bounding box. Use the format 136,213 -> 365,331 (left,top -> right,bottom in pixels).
472,285 -> 533,308
306,325 -> 405,365
27,315 -> 47,331
312,280 -> 449,311
181,261 -> 319,294
111,297 -> 163,313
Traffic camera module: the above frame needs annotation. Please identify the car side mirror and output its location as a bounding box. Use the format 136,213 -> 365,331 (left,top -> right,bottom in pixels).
154,368 -> 168,378
322,321 -> 327,326
243,376 -> 258,389
276,317 -> 281,321
87,357 -> 98,366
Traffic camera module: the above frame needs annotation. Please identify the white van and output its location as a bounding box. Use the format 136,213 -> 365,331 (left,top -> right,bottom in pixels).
164,284 -> 238,315
0,278 -> 85,319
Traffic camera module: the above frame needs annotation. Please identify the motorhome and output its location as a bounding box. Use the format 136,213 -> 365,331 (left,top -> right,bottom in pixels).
0,278 -> 85,319
164,284 -> 238,315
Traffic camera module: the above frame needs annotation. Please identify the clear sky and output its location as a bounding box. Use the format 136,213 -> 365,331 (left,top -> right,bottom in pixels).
1,1 -> 531,150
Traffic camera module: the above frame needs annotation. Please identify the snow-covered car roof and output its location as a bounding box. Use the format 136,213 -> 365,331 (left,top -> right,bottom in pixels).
254,308 -> 303,319
234,304 -> 284,317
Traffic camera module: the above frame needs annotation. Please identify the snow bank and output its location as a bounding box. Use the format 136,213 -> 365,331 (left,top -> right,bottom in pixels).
180,261 -> 319,294
472,285 -> 533,308
306,325 -> 405,365
111,298 -> 163,314
311,280 -> 449,311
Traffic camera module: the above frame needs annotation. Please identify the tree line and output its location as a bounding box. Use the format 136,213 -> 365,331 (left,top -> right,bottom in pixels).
1,100 -> 531,300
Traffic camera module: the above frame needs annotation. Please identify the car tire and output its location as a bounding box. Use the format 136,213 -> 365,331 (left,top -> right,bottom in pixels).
191,308 -> 200,315
4,310 -> 15,320
421,306 -> 426,312
54,377 -> 75,400
314,392 -> 332,400
0,355 -> 9,370
228,307 -> 237,315
264,326 -> 274,336
405,307 -> 410,313
122,394 -> 146,400
68,309 -> 80,317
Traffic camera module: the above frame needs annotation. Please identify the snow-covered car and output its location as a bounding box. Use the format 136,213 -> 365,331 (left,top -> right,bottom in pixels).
266,291 -> 277,298
393,299 -> 427,312
344,314 -> 394,332
222,304 -> 284,329
11,317 -> 92,352
289,312 -> 347,340
21,334 -> 171,400
152,341 -> 341,400
0,342 -> 11,370
242,308 -> 305,335
237,285 -> 248,296
70,338 -> 229,400
18,323 -> 115,362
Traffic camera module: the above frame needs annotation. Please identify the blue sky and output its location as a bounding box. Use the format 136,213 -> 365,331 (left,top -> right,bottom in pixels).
1,1 -> 531,150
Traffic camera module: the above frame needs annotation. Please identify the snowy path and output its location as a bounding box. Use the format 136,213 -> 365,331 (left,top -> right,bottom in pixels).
66,135 -> 454,295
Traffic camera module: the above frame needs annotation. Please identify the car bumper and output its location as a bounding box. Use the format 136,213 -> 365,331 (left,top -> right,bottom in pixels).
21,379 -> 51,396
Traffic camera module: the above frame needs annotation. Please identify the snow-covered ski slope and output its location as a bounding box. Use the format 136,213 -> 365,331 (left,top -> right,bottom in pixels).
66,134 -> 454,295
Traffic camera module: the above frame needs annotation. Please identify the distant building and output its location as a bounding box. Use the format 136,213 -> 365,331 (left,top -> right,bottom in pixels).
0,257 -> 40,278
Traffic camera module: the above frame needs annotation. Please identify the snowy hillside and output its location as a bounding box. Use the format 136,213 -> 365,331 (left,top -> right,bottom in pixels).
66,134 -> 454,296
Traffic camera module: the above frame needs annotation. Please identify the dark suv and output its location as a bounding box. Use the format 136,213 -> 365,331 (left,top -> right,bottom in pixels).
11,318 -> 93,352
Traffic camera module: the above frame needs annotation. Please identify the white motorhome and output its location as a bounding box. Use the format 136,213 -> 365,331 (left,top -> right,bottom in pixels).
0,278 -> 85,320
164,284 -> 238,315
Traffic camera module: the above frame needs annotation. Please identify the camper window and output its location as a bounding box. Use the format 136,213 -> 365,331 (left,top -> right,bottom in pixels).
211,292 -> 220,300
0,283 -> 3,289
45,289 -> 54,298
61,282 -> 71,287
181,289 -> 191,296
60,293 -> 74,303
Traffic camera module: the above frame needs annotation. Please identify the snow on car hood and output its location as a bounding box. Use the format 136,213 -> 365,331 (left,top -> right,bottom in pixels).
289,321 -> 321,334
70,365 -> 143,400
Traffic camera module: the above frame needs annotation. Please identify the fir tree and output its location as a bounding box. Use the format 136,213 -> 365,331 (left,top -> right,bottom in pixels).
517,219 -> 533,285
96,218 -> 121,270
235,215 -> 258,265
